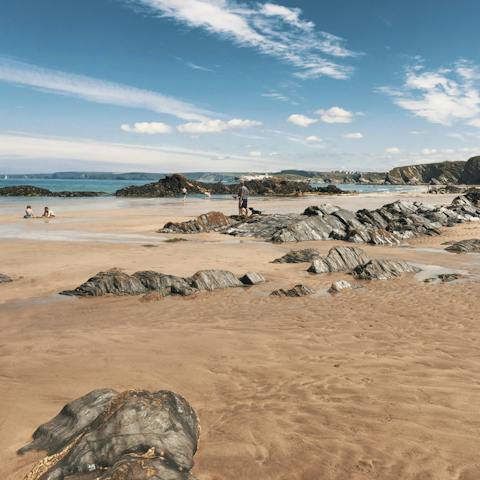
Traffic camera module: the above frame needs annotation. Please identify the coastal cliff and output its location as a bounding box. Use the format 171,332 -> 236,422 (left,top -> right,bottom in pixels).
386,161 -> 466,185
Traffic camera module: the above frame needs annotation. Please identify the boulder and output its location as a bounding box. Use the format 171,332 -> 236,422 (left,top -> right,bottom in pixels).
189,270 -> 243,291
328,280 -> 353,293
270,284 -> 315,297
445,239 -> 480,253
160,211 -> 233,234
352,259 -> 420,280
19,389 -> 200,480
239,272 -> 265,285
61,270 -> 148,296
134,271 -> 192,295
272,248 -> 320,263
0,273 -> 12,284
460,156 -> 480,185
308,247 -> 371,274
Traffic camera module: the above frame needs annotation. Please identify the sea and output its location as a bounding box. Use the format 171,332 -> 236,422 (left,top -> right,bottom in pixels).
0,177 -> 425,195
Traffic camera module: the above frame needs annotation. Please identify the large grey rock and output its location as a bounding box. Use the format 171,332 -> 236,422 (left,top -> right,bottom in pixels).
445,239 -> 480,253
134,271 -> 193,295
352,259 -> 420,280
308,247 -> 371,274
239,272 -> 265,285
61,270 -> 148,296
18,389 -> 118,455
189,270 -> 243,291
270,284 -> 315,297
20,390 -> 200,480
271,215 -> 334,243
272,248 -> 320,263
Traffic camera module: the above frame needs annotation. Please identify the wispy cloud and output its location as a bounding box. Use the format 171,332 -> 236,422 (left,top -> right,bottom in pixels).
129,0 -> 360,79
343,132 -> 363,139
175,56 -> 214,72
380,59 -> 480,126
0,132 -> 272,170
120,122 -> 172,134
0,58 -> 213,121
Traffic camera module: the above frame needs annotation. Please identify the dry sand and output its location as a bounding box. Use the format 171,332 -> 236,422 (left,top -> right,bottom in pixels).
1,192 -> 480,480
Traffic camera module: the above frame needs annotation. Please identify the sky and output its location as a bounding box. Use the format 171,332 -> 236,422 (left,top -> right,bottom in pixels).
1,0 -> 480,173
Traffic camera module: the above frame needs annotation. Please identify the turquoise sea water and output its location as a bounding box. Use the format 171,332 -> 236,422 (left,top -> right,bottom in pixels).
0,178 -> 425,195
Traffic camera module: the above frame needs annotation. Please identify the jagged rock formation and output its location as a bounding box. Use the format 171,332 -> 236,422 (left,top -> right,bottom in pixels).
19,389 -> 200,480
224,196 -> 480,244
160,211 -> 234,234
116,173 -> 347,198
307,247 -> 371,274
0,185 -> 106,197
270,284 -> 314,297
329,280 -> 353,293
460,156 -> 480,184
307,246 -> 420,281
0,273 -> 12,283
272,248 -> 320,263
60,269 -> 263,297
386,161 -> 466,185
352,259 -> 420,280
445,239 -> 480,253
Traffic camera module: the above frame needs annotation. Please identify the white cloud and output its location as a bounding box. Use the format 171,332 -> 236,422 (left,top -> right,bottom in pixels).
0,58 -> 211,121
120,122 -> 172,134
467,118 -> 480,128
343,132 -> 363,139
385,147 -> 401,154
380,60 -> 480,126
177,118 -> 261,134
317,106 -> 354,123
409,130 -> 425,135
131,0 -> 359,79
0,132 -> 276,171
249,151 -> 262,157
305,135 -> 321,142
421,148 -> 437,155
288,114 -> 317,127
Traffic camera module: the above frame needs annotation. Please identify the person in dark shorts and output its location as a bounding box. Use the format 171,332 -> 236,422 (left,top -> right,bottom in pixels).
238,181 -> 249,217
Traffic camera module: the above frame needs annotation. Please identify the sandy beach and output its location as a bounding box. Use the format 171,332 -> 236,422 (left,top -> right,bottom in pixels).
1,191 -> 480,480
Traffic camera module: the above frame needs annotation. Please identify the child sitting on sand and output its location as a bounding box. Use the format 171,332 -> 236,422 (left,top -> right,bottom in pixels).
24,205 -> 34,218
42,206 -> 55,218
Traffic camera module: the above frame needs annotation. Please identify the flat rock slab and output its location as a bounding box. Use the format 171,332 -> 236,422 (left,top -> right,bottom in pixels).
160,211 -> 234,234
270,284 -> 315,297
19,389 -> 200,480
352,259 -> 420,281
445,239 -> 480,253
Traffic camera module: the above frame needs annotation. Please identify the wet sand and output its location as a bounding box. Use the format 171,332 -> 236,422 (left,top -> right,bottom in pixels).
1,192 -> 480,480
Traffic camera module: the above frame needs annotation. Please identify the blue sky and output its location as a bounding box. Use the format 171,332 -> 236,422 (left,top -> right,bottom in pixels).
1,0 -> 480,173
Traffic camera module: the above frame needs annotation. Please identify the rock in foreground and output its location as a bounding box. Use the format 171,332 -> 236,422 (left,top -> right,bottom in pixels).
61,269 -> 263,297
160,211 -> 234,234
270,284 -> 315,297
352,259 -> 420,280
272,248 -> 320,263
328,280 -> 353,293
0,273 -> 12,284
19,389 -> 200,480
308,246 -> 370,274
445,239 -> 480,253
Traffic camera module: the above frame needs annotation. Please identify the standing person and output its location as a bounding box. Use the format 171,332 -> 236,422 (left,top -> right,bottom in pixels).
238,181 -> 249,217
182,187 -> 187,202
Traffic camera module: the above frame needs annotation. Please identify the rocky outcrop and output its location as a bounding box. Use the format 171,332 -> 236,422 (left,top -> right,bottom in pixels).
352,259 -> 420,280
307,247 -> 371,274
270,284 -> 314,297
160,211 -> 234,234
0,273 -> 12,283
116,173 -> 348,198
445,239 -> 480,253
460,156 -> 480,184
61,269 -> 263,297
0,185 -> 106,197
329,280 -> 353,293
19,389 -> 200,480
272,248 -> 320,263
225,196 -> 480,244
386,161 -> 466,185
